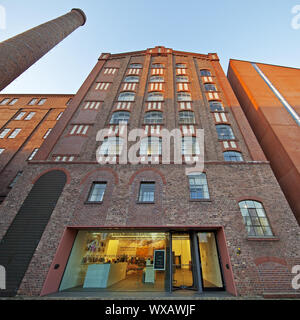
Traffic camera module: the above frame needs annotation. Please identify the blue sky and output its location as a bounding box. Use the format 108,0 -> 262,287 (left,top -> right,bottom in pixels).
1,0 -> 300,94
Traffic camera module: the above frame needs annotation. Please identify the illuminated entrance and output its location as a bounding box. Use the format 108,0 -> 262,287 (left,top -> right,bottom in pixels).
59,230 -> 224,293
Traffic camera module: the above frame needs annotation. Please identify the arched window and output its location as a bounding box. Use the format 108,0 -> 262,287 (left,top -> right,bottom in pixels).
216,125 -> 235,140
144,111 -> 163,124
239,200 -> 273,237
204,84 -> 217,91
200,69 -> 212,77
179,111 -> 195,124
149,76 -> 164,82
118,92 -> 135,101
188,173 -> 210,200
124,76 -> 139,83
182,137 -> 200,155
177,92 -> 192,101
176,63 -> 186,68
176,76 -> 189,82
140,137 -> 162,155
129,63 -> 142,68
223,151 -> 243,162
110,111 -> 130,124
209,101 -> 224,112
152,63 -> 164,68
99,137 -> 124,156
147,92 -> 164,101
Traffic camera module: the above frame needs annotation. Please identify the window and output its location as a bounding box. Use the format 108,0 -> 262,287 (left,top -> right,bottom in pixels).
8,129 -> 21,139
28,148 -> 39,160
176,76 -> 189,82
9,171 -> 23,188
239,201 -> 273,237
83,101 -> 101,110
0,98 -> 10,105
95,82 -> 110,90
176,63 -> 186,68
147,92 -> 164,101
66,98 -> 72,105
149,76 -> 164,82
204,84 -> 217,92
179,111 -> 195,124
139,182 -> 155,202
152,63 -> 164,68
24,112 -> 36,120
177,92 -> 192,101
209,101 -> 224,112
56,112 -> 64,120
110,111 -> 130,124
37,98 -> 47,105
200,69 -> 212,77
188,173 -> 210,200
43,129 -> 52,139
0,129 -> 11,139
0,148 -> 5,154
87,182 -> 107,202
70,125 -> 89,135
124,76 -> 139,83
129,63 -> 142,68
54,155 -> 75,162
28,98 -> 38,105
216,125 -> 235,140
118,92 -> 135,101
223,151 -> 243,162
99,137 -> 124,156
15,112 -> 26,120
182,137 -> 200,155
140,137 -> 162,155
8,98 -> 18,105
144,111 -> 163,124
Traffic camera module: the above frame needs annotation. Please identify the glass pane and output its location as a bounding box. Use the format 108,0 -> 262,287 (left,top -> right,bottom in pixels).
172,233 -> 193,288
198,232 -> 223,288
60,231 -> 168,292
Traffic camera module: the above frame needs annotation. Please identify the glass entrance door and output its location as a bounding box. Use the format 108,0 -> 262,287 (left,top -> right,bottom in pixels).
171,233 -> 195,290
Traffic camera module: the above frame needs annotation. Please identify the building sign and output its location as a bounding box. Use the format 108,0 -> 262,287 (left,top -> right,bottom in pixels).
153,250 -> 165,270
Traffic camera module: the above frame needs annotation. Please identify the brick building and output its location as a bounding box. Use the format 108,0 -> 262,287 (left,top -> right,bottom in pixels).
0,47 -> 299,298
0,94 -> 73,203
228,60 -> 300,226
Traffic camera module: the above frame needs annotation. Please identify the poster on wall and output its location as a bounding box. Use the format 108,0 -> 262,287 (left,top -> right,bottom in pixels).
153,250 -> 165,270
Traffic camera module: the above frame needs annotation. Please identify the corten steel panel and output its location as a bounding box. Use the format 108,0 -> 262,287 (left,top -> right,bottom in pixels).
0,170 -> 66,296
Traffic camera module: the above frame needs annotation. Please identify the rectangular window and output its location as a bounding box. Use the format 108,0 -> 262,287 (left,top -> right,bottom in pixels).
24,112 -> 36,120
69,125 -> 90,135
28,148 -> 39,160
28,98 -> 38,105
0,98 -> 10,105
87,182 -> 107,202
9,171 -> 23,188
37,98 -> 47,105
138,182 -> 155,202
56,112 -> 63,120
8,98 -> 18,105
8,128 -> 21,139
0,128 -> 11,139
104,68 -> 117,75
83,101 -> 101,110
188,174 -> 210,200
43,129 -> 52,139
15,112 -> 26,120
95,82 -> 110,91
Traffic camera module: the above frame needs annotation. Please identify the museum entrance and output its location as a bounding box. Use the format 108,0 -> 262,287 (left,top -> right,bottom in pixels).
58,229 -> 224,293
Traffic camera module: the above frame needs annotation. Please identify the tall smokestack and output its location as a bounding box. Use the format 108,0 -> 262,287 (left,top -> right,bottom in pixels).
0,8 -> 86,91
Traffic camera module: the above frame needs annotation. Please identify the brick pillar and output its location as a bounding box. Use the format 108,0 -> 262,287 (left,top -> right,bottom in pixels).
0,8 -> 86,91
